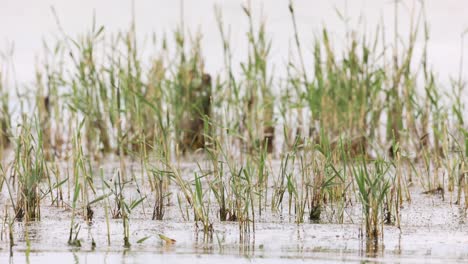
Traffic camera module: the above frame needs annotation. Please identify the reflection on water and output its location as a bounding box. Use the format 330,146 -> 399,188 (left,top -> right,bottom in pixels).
1,159 -> 468,263
2,216 -> 468,263
360,238 -> 382,259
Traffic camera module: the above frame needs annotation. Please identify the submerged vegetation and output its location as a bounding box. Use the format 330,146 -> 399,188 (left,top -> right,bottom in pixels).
0,1 -> 467,256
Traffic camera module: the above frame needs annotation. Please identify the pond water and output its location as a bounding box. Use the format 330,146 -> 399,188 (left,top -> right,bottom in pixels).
0,158 -> 467,263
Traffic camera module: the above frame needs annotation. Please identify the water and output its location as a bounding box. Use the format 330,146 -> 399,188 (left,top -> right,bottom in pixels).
4,198 -> 468,263
1,157 -> 468,263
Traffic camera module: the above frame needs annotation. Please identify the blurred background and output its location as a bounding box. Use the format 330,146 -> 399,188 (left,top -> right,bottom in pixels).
1,0 -> 467,85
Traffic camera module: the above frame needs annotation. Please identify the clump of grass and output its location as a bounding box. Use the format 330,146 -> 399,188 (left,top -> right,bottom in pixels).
170,28 -> 212,154
68,120 -> 85,247
192,172 -> 213,235
241,3 -> 275,154
34,70 -> 52,160
207,139 -> 234,221
101,168 -> 146,247
65,23 -> 112,156
1,164 -> 16,253
307,146 -> 332,221
38,40 -> 68,158
149,167 -> 168,220
0,70 -> 11,152
354,159 -> 391,241
271,149 -> 292,214
168,161 -> 213,235
11,116 -> 47,221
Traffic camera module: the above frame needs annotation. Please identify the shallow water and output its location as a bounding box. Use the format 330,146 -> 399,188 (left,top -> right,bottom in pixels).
3,209 -> 468,263
1,157 -> 468,263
